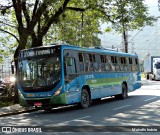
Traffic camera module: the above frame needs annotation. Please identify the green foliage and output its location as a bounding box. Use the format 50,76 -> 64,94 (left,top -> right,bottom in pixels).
0,101 -> 15,107
105,27 -> 111,33
0,55 -> 3,63
45,9 -> 102,47
0,0 -> 156,56
0,34 -> 16,60
103,0 -> 156,33
43,0 -> 103,47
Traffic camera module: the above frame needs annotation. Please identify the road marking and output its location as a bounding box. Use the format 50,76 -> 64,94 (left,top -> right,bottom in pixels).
57,116 -> 91,125
76,116 -> 91,120
144,97 -> 157,102
113,105 -> 131,111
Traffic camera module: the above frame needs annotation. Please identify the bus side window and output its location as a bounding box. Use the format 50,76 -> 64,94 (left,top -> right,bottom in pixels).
119,57 -> 123,71
89,54 -> 94,71
133,58 -> 139,71
135,58 -> 138,65
120,57 -> 128,71
85,54 -> 90,72
111,56 -> 116,71
124,57 -> 129,71
100,55 -> 105,71
94,54 -> 101,72
105,55 -> 111,71
129,58 -> 133,71
118,57 -> 123,71
135,58 -> 139,71
66,57 -> 77,74
116,57 -> 120,71
115,56 -> 120,71
78,53 -> 84,72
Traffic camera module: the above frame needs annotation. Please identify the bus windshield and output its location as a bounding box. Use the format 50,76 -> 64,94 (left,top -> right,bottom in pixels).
155,63 -> 160,69
18,56 -> 61,88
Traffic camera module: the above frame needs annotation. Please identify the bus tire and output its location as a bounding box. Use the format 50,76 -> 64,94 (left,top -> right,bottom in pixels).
146,74 -> 149,80
115,84 -> 128,100
120,84 -> 128,99
43,106 -> 53,112
153,74 -> 157,81
79,89 -> 91,109
44,108 -> 52,112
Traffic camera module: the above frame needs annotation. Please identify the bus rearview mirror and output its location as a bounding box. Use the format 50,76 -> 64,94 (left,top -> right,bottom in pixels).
11,65 -> 14,74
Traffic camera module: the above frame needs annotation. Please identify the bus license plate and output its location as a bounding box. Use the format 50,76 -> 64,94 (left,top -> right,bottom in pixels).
34,102 -> 42,107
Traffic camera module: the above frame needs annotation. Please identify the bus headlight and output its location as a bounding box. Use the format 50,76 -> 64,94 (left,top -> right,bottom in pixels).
54,86 -> 62,96
10,76 -> 16,83
18,90 -> 24,98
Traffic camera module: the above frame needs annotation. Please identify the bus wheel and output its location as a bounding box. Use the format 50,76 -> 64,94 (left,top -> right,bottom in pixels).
120,84 -> 128,99
80,89 -> 91,109
153,74 -> 157,81
115,84 -> 128,100
44,109 -> 52,112
44,107 -> 52,112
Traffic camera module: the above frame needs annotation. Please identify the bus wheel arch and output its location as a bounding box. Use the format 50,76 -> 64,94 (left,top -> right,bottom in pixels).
79,85 -> 91,109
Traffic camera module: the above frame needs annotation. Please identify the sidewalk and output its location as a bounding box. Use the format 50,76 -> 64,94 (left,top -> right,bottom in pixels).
0,104 -> 36,117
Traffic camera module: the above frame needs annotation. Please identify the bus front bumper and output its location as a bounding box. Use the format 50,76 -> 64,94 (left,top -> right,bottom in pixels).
19,92 -> 67,108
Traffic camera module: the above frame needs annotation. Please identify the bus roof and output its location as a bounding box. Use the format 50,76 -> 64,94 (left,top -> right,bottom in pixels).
60,44 -> 138,58
20,44 -> 138,58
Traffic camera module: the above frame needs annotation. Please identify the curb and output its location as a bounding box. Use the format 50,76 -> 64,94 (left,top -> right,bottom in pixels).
0,108 -> 37,117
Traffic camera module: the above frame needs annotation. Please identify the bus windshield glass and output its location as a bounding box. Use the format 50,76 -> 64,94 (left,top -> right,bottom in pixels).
18,56 -> 61,88
155,63 -> 160,69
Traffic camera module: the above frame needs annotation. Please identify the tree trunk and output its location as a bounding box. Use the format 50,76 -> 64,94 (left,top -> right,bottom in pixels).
123,30 -> 128,53
31,32 -> 43,47
32,37 -> 43,47
13,32 -> 29,103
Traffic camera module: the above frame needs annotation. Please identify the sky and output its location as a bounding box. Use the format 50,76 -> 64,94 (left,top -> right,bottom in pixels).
145,0 -> 158,5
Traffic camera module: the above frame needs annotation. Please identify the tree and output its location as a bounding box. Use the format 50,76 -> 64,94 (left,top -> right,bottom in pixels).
0,0 -> 106,69
52,8 -> 102,47
103,0 -> 156,53
0,0 -> 156,61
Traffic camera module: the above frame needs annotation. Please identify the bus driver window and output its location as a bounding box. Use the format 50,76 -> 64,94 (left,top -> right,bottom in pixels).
64,57 -> 77,83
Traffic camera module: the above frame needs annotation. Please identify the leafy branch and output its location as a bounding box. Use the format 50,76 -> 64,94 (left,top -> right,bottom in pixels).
0,28 -> 19,42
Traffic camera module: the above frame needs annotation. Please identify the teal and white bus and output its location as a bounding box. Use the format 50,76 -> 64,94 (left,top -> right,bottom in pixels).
17,45 -> 141,110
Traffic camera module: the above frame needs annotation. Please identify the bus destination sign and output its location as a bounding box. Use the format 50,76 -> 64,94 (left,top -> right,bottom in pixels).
19,48 -> 57,58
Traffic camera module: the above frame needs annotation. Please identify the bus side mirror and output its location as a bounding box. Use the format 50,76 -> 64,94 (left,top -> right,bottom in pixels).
11,61 -> 15,74
11,65 -> 14,74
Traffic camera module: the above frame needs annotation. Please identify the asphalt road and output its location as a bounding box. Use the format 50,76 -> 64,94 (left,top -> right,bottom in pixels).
0,79 -> 160,135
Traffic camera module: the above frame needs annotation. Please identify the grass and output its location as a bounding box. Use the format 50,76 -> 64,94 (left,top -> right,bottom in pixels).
0,101 -> 15,108
141,73 -> 145,78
